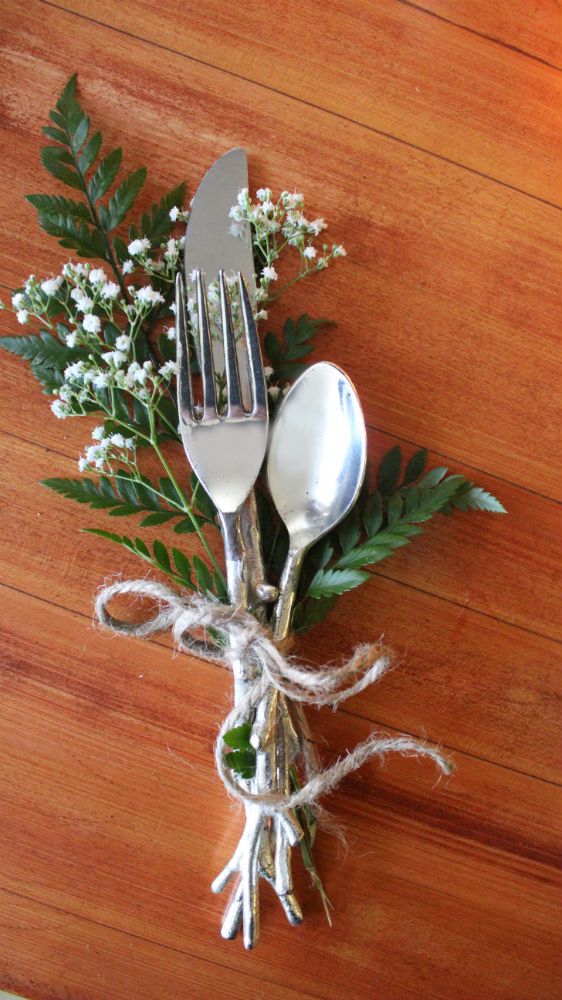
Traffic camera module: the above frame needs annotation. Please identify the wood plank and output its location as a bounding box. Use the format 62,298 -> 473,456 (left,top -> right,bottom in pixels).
411,0 -> 561,68
1,591 -> 560,1000
2,385 -> 561,644
1,434 -> 561,782
46,0 -> 562,204
0,891 -> 318,1000
1,3 -> 560,498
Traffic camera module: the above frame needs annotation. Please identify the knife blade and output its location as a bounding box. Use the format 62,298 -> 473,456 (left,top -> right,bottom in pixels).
184,147 -> 255,299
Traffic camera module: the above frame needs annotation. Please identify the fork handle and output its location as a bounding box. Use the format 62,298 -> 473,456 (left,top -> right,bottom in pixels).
239,493 -> 278,613
218,509 -> 249,609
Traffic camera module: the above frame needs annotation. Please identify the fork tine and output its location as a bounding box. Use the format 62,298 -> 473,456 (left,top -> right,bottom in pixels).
175,272 -> 193,422
195,269 -> 217,416
219,270 -> 243,415
238,274 -> 267,415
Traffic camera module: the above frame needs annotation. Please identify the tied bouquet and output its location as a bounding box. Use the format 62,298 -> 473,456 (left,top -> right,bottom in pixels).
2,75 -> 505,947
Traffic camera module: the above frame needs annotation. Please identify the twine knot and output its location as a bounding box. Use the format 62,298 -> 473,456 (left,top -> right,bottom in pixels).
95,578 -> 453,815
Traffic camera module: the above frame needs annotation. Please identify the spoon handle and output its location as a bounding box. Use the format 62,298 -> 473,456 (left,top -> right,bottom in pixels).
273,546 -> 306,641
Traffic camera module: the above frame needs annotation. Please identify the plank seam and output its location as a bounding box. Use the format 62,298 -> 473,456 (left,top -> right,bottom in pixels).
1,422 -> 560,642
397,0 -> 562,72
0,888 -> 328,1000
3,579 -> 561,789
0,376 -> 559,507
38,0 -> 562,211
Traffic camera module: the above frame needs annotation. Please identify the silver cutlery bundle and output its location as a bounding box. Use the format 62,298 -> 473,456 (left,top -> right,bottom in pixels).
175,150 -> 367,947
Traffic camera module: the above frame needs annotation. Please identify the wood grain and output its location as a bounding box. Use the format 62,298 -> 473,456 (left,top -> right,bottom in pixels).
408,0 -> 562,68
0,0 -> 560,998
47,0 -> 562,204
1,4 -> 561,498
2,589 -> 561,1000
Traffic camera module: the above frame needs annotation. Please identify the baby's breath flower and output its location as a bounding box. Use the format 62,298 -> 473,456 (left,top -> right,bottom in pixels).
41,276 -> 63,297
71,288 -> 94,313
159,359 -> 176,378
51,399 -> 69,418
12,292 -> 25,309
303,246 -> 317,259
93,371 -> 110,389
263,366 -> 274,379
83,314 -> 101,334
333,244 -> 346,257
101,281 -> 120,300
89,268 -> 107,286
65,331 -> 78,348
92,426 -> 105,440
64,360 -> 85,381
128,237 -> 151,256
122,260 -> 134,275
310,218 -> 327,235
267,385 -> 281,400
115,334 -> 131,352
135,285 -> 165,306
17,309 -> 29,324
165,325 -> 176,341
169,205 -> 189,223
262,266 -> 278,281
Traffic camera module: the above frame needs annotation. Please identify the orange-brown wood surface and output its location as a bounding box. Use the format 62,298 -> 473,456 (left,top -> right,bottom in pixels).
0,3 -> 560,998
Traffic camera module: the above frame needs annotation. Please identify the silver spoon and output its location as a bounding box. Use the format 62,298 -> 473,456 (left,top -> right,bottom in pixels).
268,362 -> 367,641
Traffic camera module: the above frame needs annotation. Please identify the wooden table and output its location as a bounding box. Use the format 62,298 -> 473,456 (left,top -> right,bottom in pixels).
1,3 -> 560,998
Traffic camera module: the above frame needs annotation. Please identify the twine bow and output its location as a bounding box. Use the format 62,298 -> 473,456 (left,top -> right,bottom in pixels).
95,578 -> 453,815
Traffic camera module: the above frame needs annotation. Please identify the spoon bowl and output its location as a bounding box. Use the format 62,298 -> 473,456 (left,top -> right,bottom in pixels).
268,362 -> 367,637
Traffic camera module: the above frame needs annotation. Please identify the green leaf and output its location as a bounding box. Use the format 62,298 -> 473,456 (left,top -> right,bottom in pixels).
42,472 -> 168,520
36,212 -> 106,258
171,548 -> 193,586
418,466 -> 448,489
190,473 -> 217,520
450,484 -> 506,513
140,511 -> 177,527
106,167 -> 147,230
408,474 -> 465,522
152,539 -> 171,572
192,555 -> 213,593
88,147 -> 122,203
308,566 -> 370,598
376,445 -> 402,494
223,723 -> 252,750
0,331 -> 80,369
387,493 -> 404,525
292,595 -> 337,633
334,523 -> 423,570
264,315 -> 333,381
78,130 -> 102,174
129,181 -> 186,247
26,194 -> 90,221
173,517 -> 197,534
338,513 -> 361,554
362,491 -> 383,536
226,748 -> 256,780
40,146 -> 81,190
403,448 -> 428,485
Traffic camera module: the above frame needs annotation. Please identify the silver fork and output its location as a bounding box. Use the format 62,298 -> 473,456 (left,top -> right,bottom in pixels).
176,268 -> 268,626
176,268 -> 288,948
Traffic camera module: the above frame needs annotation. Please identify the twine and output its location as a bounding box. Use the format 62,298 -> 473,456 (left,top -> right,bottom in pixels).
95,579 -> 453,815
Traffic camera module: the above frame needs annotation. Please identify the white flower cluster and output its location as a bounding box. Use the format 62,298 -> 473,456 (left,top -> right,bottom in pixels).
78,425 -> 136,473
121,221 -> 185,284
229,188 -> 346,304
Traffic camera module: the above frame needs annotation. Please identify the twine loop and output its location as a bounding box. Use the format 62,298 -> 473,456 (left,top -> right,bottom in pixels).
96,578 -> 453,815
